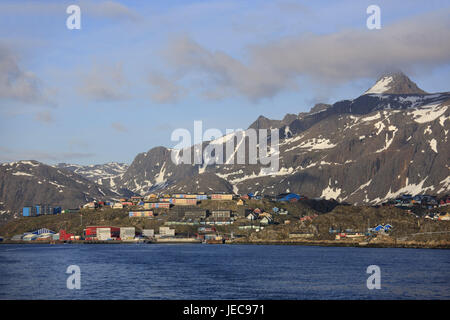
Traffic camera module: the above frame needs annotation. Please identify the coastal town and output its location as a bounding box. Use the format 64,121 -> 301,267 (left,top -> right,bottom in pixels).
0,191 -> 449,248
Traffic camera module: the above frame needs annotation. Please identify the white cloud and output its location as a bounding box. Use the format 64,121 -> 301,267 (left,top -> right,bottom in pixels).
0,1 -> 140,21
34,110 -> 53,124
78,62 -> 128,101
158,10 -> 450,102
111,122 -> 127,132
148,72 -> 186,104
0,146 -> 95,163
0,44 -> 50,105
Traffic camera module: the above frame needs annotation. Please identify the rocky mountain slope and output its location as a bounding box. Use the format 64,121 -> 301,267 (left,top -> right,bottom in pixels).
55,162 -> 128,184
98,72 -> 449,203
364,72 -> 428,95
0,161 -> 124,223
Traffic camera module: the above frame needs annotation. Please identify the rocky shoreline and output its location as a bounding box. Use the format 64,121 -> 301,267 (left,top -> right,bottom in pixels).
228,239 -> 450,249
2,239 -> 449,249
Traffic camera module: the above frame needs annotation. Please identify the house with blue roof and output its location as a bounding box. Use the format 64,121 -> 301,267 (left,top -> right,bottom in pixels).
276,193 -> 301,202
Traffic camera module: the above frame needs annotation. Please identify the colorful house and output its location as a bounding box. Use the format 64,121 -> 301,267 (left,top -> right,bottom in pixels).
276,193 -> 301,202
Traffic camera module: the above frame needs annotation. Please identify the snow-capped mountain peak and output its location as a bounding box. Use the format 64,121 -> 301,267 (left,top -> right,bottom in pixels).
364,72 -> 427,95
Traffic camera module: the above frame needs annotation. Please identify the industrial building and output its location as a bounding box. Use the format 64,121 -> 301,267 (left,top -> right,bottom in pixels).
120,227 -> 136,240
159,226 -> 175,237
84,226 -> 120,240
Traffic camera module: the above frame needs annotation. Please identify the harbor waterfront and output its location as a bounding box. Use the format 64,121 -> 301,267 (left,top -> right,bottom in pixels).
0,244 -> 448,300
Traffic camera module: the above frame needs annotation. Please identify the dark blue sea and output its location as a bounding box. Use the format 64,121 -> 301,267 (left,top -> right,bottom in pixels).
0,244 -> 448,300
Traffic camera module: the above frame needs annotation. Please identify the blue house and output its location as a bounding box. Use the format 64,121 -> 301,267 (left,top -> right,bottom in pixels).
276,193 -> 301,202
23,207 -> 33,217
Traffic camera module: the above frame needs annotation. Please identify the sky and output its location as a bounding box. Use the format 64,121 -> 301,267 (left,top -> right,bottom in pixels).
0,0 -> 449,165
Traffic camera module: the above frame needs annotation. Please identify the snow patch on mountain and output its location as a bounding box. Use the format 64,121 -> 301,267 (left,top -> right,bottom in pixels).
429,139 -> 438,153
365,76 -> 393,94
286,138 -> 336,152
409,104 -> 447,123
321,179 -> 342,200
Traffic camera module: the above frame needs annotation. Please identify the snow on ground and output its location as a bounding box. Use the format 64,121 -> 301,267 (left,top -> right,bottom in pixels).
320,179 -> 342,200
226,167 -> 294,184
284,126 -> 292,137
409,103 -> 447,123
377,177 -> 435,203
373,120 -> 385,135
350,179 -> 372,196
375,125 -> 398,153
361,112 -> 381,122
12,171 -> 34,177
285,138 -> 336,152
429,139 -> 438,153
437,176 -> 450,193
154,162 -> 167,184
48,181 -> 65,189
19,161 -> 39,167
365,76 -> 393,94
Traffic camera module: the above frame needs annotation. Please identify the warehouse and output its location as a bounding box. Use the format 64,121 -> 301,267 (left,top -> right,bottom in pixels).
120,227 -> 136,240
142,229 -> 154,238
97,228 -> 111,240
159,226 -> 175,237
84,226 -> 120,240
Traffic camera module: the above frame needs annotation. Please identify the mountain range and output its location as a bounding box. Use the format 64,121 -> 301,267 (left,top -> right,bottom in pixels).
0,72 -> 449,223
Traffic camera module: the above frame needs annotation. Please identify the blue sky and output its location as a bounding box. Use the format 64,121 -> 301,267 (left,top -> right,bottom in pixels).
0,0 -> 449,165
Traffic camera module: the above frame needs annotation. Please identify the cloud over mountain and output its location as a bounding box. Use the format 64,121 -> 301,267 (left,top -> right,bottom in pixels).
157,10 -> 450,102
0,44 -> 49,105
78,62 -> 129,102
